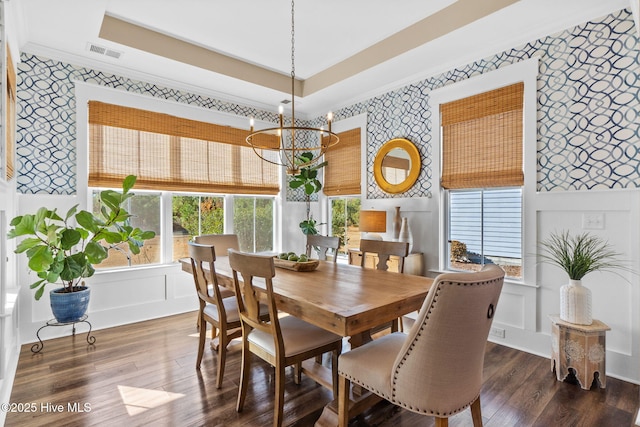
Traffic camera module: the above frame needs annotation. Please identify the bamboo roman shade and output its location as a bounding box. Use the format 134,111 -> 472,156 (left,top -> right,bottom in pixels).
5,46 -> 15,180
323,128 -> 361,196
440,82 -> 524,189
88,101 -> 279,194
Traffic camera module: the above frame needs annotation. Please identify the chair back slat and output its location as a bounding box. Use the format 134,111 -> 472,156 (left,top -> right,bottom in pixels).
306,234 -> 340,262
359,239 -> 409,272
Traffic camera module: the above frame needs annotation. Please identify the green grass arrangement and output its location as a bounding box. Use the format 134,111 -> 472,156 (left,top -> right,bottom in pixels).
539,230 -> 627,280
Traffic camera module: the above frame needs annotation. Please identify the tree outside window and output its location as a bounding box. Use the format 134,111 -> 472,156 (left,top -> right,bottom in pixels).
172,195 -> 224,260
330,197 -> 361,256
233,197 -> 274,253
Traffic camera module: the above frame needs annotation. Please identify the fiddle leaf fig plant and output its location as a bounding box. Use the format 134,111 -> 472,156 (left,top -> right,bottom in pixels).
8,175 -> 156,300
288,152 -> 327,235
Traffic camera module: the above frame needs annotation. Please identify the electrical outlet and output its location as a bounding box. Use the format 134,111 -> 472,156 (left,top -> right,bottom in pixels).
490,327 -> 505,338
582,213 -> 605,230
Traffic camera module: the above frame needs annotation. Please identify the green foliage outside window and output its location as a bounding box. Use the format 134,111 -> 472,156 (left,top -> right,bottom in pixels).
172,195 -> 224,237
331,197 -> 360,254
233,197 -> 274,253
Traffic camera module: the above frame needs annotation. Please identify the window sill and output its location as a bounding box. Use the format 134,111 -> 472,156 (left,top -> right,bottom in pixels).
93,262 -> 181,277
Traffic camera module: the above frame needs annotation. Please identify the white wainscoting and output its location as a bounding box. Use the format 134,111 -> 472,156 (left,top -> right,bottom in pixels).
22,263 -> 197,344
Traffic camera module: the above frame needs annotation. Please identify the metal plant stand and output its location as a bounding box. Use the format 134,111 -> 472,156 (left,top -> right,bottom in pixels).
31,314 -> 96,353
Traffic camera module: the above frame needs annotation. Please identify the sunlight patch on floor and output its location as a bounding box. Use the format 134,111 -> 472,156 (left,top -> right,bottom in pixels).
117,385 -> 185,416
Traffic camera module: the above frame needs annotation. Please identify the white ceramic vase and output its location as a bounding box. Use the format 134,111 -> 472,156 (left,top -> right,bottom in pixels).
560,279 -> 592,325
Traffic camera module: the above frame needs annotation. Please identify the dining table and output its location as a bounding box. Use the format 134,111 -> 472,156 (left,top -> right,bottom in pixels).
180,255 -> 433,426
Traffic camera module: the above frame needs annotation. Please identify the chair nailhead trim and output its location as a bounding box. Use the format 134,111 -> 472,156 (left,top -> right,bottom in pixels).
390,276 -> 500,412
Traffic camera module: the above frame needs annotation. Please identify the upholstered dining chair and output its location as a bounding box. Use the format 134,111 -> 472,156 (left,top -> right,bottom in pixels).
337,264 -> 505,427
228,249 -> 343,427
188,242 -> 268,389
306,234 -> 340,262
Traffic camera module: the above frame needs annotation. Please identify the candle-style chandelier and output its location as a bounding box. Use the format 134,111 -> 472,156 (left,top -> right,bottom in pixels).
246,0 -> 339,176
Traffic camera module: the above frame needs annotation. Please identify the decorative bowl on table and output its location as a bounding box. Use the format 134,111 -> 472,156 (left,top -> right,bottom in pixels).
273,254 -> 320,272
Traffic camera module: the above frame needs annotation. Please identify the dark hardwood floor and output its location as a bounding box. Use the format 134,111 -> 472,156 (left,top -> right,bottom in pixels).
6,311 -> 639,427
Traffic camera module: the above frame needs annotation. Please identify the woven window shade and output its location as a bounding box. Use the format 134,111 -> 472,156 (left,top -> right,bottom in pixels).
5,46 -> 15,180
440,82 -> 524,189
88,101 -> 279,194
323,128 -> 361,196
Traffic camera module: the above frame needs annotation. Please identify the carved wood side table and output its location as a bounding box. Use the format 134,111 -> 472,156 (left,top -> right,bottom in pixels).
549,315 -> 610,390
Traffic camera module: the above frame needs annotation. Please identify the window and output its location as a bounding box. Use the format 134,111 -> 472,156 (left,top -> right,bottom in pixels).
86,100 -> 278,268
233,197 -> 274,253
172,194 -> 224,260
440,82 -> 524,279
324,125 -> 363,259
329,197 -> 361,257
448,188 -> 522,278
91,190 -> 162,269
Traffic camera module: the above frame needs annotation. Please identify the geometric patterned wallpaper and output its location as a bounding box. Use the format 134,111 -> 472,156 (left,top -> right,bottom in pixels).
16,9 -> 639,196
330,8 -> 639,197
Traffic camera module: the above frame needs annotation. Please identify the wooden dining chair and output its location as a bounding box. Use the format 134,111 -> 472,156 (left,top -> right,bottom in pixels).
359,239 -> 410,332
306,234 -> 340,262
194,233 -> 240,252
191,234 -> 238,327
337,264 -> 505,427
359,239 -> 410,272
228,249 -> 343,427
188,241 -> 268,389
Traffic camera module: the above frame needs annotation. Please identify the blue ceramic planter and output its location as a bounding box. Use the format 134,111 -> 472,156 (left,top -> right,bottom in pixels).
50,286 -> 90,323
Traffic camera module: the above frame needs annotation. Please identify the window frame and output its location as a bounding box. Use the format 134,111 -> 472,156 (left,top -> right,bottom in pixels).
430,58 -> 538,285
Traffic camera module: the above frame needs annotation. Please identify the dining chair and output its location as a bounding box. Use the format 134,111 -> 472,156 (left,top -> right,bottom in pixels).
192,234 -> 238,326
359,239 -> 410,332
306,234 -> 340,262
359,239 -> 410,272
194,233 -> 240,252
188,241 -> 268,389
337,264 -> 505,427
228,249 -> 343,427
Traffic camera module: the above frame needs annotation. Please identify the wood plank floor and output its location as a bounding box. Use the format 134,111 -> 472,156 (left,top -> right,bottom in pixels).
6,311 -> 639,427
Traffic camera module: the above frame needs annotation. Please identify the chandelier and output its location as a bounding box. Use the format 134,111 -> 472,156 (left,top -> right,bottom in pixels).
246,0 -> 339,176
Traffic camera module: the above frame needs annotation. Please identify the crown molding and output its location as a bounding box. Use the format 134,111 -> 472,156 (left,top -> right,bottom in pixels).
19,42 -> 285,115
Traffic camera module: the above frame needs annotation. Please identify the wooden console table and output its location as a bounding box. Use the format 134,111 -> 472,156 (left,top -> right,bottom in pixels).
348,249 -> 424,276
549,315 -> 610,390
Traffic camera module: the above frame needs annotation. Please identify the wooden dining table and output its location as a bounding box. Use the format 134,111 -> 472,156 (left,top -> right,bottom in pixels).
180,255 -> 433,426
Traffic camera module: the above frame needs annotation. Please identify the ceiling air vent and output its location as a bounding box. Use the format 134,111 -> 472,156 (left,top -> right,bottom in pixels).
86,43 -> 123,60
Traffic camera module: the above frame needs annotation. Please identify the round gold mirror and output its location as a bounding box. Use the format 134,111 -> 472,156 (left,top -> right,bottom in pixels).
373,138 -> 421,194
